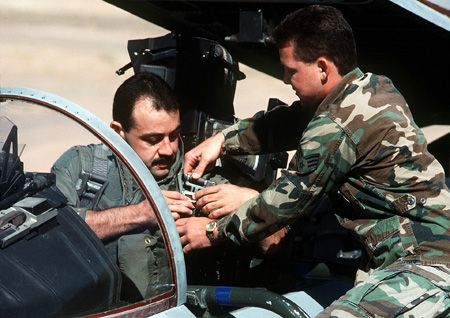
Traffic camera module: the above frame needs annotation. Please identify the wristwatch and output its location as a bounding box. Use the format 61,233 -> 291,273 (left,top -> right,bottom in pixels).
206,220 -> 218,242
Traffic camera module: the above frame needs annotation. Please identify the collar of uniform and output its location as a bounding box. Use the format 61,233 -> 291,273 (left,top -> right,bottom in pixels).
313,67 -> 364,117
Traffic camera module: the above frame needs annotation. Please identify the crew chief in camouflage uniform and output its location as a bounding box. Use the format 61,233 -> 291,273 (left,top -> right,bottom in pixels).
177,5 -> 450,317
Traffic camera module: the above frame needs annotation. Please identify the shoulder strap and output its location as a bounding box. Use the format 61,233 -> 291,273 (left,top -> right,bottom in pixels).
76,144 -> 109,208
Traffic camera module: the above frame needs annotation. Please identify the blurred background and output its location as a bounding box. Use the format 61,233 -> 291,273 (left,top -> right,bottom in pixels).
2,0 -> 450,173
0,0 -> 296,124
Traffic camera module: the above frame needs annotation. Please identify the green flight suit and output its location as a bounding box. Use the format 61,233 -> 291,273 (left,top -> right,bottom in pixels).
52,143 -> 175,302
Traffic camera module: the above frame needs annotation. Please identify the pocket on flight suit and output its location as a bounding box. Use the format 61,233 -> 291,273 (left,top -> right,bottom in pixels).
118,233 -> 159,301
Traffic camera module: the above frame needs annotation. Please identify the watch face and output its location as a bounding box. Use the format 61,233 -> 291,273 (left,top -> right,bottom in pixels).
206,221 -> 217,231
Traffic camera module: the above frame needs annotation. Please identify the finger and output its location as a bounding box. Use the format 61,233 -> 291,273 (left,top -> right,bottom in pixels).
194,196 -> 208,209
172,212 -> 180,221
168,204 -> 193,216
190,153 -> 216,179
176,228 -> 187,240
176,208 -> 194,217
195,192 -> 221,208
195,200 -> 211,214
178,199 -> 195,209
162,190 -> 189,201
192,163 -> 207,179
201,198 -> 230,214
183,243 -> 198,254
168,204 -> 193,214
161,190 -> 176,199
169,198 -> 195,209
193,185 -> 219,200
208,207 -> 233,219
179,235 -> 188,246
175,218 -> 187,227
183,162 -> 192,175
183,153 -> 200,176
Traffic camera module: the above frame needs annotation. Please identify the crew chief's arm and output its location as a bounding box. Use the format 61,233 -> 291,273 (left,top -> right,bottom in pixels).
222,101 -> 307,155
218,115 -> 357,245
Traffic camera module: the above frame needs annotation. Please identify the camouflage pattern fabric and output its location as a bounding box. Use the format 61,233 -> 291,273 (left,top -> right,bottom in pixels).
317,263 -> 450,317
218,68 -> 450,315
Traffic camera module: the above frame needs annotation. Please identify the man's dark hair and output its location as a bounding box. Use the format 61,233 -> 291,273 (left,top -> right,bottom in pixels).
272,5 -> 358,75
113,72 -> 179,132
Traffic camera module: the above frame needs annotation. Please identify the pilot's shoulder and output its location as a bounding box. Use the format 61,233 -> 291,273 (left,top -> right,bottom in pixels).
52,143 -> 101,170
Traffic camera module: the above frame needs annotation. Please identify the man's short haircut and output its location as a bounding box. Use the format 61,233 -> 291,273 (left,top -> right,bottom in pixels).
113,72 -> 179,132
272,5 -> 358,76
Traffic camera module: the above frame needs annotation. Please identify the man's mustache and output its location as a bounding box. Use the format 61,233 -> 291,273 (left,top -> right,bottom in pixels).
152,155 -> 175,166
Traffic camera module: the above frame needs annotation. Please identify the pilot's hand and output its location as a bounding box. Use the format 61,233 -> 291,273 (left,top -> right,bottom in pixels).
183,133 -> 226,179
194,184 -> 259,218
176,217 -> 219,253
161,190 -> 195,220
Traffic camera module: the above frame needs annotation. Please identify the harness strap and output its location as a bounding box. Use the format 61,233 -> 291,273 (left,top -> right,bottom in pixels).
76,144 -> 109,208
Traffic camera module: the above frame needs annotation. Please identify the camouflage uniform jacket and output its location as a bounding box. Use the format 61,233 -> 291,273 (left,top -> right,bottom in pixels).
219,68 -> 450,271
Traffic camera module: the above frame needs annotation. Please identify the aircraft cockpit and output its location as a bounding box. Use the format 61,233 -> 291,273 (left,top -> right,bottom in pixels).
0,87 -> 321,317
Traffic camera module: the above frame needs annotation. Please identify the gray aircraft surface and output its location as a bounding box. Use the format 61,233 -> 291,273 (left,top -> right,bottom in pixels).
1,0 -> 449,317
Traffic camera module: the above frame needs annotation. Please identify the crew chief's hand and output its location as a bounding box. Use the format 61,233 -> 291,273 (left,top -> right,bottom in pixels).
176,217 -> 219,253
194,184 -> 259,218
175,212 -> 289,255
183,132 -> 225,179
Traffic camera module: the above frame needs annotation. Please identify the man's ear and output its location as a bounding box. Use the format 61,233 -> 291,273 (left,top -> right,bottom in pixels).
110,121 -> 126,139
317,58 -> 329,81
